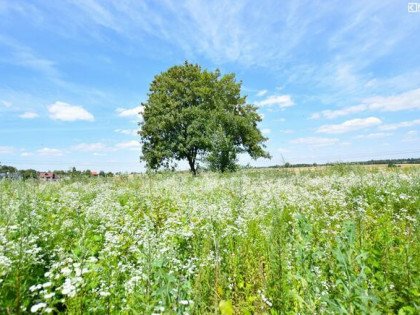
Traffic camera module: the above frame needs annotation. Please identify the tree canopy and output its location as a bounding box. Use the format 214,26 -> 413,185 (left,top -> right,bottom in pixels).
139,61 -> 271,175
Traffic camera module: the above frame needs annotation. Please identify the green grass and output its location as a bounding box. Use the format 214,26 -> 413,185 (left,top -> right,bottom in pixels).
0,167 -> 419,314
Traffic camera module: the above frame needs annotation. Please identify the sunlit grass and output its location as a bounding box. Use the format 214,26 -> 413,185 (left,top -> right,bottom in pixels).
0,167 -> 419,313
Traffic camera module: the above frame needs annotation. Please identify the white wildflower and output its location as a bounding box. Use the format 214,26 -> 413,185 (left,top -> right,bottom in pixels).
44,293 -> 55,299
61,279 -> 76,297
61,267 -> 71,276
29,285 -> 38,292
30,302 -> 47,313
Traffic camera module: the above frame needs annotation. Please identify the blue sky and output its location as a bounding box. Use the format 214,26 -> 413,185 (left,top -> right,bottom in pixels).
1,0 -> 420,172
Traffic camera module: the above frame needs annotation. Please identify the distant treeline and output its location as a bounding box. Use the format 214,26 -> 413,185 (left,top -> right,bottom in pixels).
1,157 -> 419,179
258,157 -> 420,169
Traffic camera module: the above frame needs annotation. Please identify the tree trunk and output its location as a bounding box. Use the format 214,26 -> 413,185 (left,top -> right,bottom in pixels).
187,156 -> 197,176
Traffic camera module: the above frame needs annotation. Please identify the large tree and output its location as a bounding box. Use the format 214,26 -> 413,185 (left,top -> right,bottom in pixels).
139,61 -> 270,175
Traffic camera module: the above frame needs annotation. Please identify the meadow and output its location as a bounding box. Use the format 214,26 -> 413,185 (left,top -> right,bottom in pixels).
0,166 -> 419,314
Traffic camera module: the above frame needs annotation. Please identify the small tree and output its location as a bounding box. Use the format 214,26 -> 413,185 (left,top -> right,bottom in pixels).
22,169 -> 38,179
140,61 -> 270,175
0,163 -> 17,173
205,126 -> 238,172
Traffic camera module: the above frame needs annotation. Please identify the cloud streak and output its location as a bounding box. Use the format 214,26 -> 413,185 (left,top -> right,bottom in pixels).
256,90 -> 268,97
379,119 -> 420,131
37,148 -> 63,156
1,100 -> 12,108
114,140 -> 141,151
19,112 -> 39,119
317,117 -> 382,134
311,105 -> 367,120
0,146 -> 15,154
0,35 -> 59,78
312,88 -> 420,120
366,88 -> 420,112
255,95 -> 294,109
32,0 -> 342,68
116,106 -> 144,118
290,137 -> 339,147
355,132 -> 392,139
71,142 -> 105,151
114,129 -> 138,136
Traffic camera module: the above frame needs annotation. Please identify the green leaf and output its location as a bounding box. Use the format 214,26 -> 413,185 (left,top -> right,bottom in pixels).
219,300 -> 234,315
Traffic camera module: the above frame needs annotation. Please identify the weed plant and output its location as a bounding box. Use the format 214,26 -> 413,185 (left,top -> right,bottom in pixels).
0,167 -> 419,313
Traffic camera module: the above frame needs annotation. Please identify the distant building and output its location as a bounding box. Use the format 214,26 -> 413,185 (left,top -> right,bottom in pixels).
0,172 -> 22,180
91,170 -> 98,176
40,172 -> 59,181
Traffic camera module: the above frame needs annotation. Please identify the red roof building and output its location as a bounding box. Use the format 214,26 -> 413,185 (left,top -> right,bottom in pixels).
40,172 -> 59,181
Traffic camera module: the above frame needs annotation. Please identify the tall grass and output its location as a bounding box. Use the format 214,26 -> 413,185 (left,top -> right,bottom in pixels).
0,167 -> 419,313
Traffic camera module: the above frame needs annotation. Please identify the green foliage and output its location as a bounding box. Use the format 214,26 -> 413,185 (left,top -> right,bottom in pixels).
19,169 -> 38,179
205,126 -> 238,172
140,61 -> 270,175
219,299 -> 234,315
0,164 -> 17,173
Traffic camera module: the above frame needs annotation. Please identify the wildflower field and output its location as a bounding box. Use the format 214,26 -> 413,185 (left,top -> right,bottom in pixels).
1,166 -> 419,314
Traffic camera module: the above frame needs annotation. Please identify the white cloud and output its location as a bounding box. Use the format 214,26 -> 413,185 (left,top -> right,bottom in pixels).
255,95 -> 294,109
277,148 -> 291,153
66,0 -> 369,69
317,117 -> 381,134
70,141 -> 142,152
48,101 -> 94,122
20,152 -> 33,157
340,142 -> 351,146
114,129 -> 138,136
37,148 -> 63,156
0,146 -> 15,154
290,137 -> 339,147
279,129 -> 294,134
379,119 -> 420,131
355,132 -> 392,139
115,140 -> 141,151
256,90 -> 268,97
312,104 -> 367,120
116,106 -> 144,117
71,142 -> 105,151
366,88 -> 420,112
311,88 -> 420,121
261,128 -> 271,134
402,130 -> 419,143
19,112 -> 39,119
310,113 -> 321,120
0,36 -> 59,78
365,79 -> 377,88
1,100 -> 12,107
